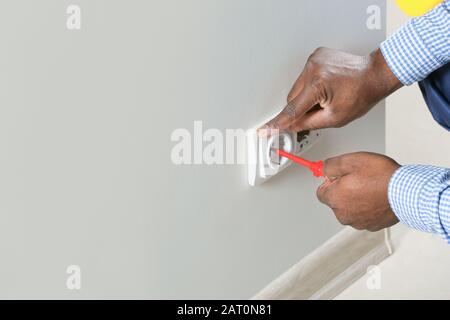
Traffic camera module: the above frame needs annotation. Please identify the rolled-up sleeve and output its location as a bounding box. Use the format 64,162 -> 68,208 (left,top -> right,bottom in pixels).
380,0 -> 450,85
388,165 -> 450,243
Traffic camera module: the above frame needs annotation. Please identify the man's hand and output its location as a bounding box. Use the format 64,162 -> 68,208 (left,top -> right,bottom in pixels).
262,48 -> 402,132
317,152 -> 401,232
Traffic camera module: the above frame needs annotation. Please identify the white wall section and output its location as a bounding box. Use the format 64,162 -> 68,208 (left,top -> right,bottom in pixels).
0,0 -> 386,298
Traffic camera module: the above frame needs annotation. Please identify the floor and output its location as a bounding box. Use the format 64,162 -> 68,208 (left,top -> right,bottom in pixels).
336,226 -> 450,299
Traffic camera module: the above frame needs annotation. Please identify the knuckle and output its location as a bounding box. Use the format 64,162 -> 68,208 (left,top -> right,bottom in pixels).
306,54 -> 319,67
316,187 -> 326,203
306,52 -> 316,63
313,46 -> 326,55
317,185 -> 339,209
323,158 -> 334,169
307,47 -> 326,64
316,187 -> 332,206
324,156 -> 342,171
335,212 -> 351,226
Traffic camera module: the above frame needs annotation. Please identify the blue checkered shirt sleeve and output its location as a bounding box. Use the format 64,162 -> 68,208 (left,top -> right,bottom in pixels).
381,2 -> 450,242
388,165 -> 450,243
380,0 -> 450,85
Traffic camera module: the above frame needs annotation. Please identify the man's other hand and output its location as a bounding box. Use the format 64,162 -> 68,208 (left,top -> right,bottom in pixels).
262,48 -> 402,132
317,152 -> 401,232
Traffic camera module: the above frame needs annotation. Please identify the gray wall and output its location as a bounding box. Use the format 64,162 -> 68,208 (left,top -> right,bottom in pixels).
0,0 -> 385,299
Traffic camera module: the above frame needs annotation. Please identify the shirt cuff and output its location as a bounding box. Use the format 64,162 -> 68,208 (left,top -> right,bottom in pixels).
388,165 -> 450,243
380,1 -> 449,85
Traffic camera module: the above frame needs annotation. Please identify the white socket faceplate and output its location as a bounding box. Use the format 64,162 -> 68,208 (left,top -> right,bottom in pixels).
247,127 -> 321,186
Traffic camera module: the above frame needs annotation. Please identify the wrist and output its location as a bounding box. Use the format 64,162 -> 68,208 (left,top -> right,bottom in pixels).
368,48 -> 403,98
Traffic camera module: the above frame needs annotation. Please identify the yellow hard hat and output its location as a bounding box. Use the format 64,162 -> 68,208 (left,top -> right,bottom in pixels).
395,0 -> 443,16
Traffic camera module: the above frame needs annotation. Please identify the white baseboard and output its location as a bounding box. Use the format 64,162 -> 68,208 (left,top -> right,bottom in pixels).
252,227 -> 392,300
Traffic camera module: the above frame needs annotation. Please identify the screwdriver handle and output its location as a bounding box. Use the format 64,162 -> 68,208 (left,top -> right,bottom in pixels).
276,149 -> 325,178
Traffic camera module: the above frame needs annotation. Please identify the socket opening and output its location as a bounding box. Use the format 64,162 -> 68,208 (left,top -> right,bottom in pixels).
267,133 -> 293,169
297,130 -> 310,143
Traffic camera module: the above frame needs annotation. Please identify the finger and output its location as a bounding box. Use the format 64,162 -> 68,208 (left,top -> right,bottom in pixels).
287,70 -> 307,103
317,179 -> 353,226
323,154 -> 355,178
288,85 -> 321,119
260,86 -> 318,134
288,108 -> 335,131
316,179 -> 339,208
260,105 -> 297,133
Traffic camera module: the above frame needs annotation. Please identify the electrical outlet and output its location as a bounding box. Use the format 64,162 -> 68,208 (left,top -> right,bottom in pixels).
247,126 -> 321,186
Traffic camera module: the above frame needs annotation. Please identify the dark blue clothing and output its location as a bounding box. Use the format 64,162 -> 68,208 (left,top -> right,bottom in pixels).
419,63 -> 450,131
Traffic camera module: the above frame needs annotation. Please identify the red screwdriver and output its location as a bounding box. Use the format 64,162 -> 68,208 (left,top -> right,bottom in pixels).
276,149 -> 325,178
